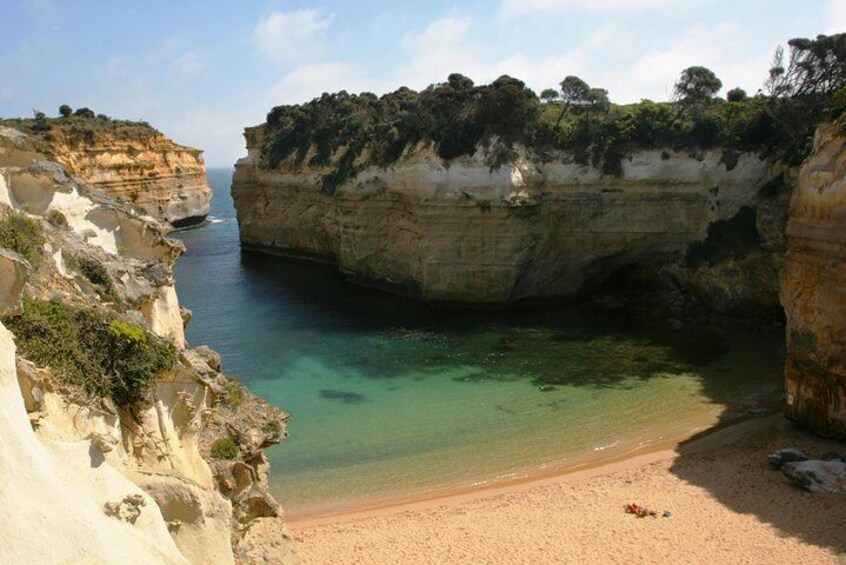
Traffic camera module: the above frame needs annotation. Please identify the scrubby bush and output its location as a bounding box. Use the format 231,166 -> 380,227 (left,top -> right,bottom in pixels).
223,379 -> 244,407
0,211 -> 44,264
63,252 -> 113,295
59,104 -> 72,117
4,299 -> 176,409
210,437 -> 239,460
46,209 -> 67,227
259,33 -> 846,184
0,115 -> 159,142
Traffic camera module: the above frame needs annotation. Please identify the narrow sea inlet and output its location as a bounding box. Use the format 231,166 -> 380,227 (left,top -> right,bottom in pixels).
173,169 -> 784,521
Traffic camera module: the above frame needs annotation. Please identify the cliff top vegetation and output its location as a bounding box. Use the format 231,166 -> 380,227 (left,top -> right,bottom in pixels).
258,33 -> 846,193
0,104 -> 160,144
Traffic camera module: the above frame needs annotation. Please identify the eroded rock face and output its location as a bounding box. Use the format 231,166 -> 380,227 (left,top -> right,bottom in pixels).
0,264 -> 187,564
44,128 -> 211,228
781,117 -> 846,437
233,130 -> 781,313
0,249 -> 29,317
0,127 -> 295,564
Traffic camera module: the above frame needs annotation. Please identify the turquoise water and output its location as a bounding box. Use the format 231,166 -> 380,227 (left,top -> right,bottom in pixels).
173,169 -> 784,520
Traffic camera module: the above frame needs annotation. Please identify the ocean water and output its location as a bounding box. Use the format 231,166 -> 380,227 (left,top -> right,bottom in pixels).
173,168 -> 784,520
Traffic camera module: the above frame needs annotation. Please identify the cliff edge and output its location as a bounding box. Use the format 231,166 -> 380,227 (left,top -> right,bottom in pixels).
233,129 -> 786,316
0,127 -> 294,564
782,115 -> 846,437
0,116 -> 212,228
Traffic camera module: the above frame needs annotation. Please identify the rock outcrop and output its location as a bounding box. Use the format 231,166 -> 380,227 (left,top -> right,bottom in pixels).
0,121 -> 212,228
0,127 -> 294,564
233,128 -> 784,314
781,116 -> 846,438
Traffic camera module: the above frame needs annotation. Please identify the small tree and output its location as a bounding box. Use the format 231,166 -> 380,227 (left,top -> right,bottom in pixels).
674,66 -> 723,103
447,73 -> 474,91
540,88 -> 559,103
74,107 -> 95,119
556,75 -> 591,127
59,104 -> 72,117
32,109 -> 46,120
765,33 -> 846,98
560,76 -> 590,106
586,88 -> 610,114
726,87 -> 747,102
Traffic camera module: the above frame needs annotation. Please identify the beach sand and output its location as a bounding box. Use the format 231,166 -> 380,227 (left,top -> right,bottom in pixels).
291,416 -> 846,564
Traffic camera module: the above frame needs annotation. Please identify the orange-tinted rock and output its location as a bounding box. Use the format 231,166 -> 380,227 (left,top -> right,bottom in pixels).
781,117 -> 846,437
46,128 -> 211,228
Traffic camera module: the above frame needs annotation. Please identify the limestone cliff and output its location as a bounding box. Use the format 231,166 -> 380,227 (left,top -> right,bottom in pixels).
0,119 -> 212,227
781,116 -> 846,438
233,127 -> 784,314
0,127 -> 294,564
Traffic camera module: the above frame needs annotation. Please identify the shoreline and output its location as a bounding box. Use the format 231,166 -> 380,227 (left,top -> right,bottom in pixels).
289,412 -> 762,529
291,413 -> 846,564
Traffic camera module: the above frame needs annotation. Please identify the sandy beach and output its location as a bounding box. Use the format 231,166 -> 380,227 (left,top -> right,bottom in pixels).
291,415 -> 846,564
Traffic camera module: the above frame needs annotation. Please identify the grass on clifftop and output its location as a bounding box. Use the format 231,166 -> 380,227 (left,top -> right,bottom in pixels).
5,298 -> 176,409
0,114 -> 160,144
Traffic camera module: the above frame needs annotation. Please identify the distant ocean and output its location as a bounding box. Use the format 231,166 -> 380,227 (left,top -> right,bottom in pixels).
173,168 -> 783,520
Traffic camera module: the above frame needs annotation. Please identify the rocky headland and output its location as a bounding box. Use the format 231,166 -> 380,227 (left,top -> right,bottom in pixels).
0,126 -> 294,564
233,132 -> 788,317
0,115 -> 212,228
233,33 -> 846,438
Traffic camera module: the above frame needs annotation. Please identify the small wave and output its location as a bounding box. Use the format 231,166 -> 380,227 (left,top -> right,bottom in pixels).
592,440 -> 621,452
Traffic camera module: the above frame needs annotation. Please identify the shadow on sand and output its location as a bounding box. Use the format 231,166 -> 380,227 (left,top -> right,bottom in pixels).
670,414 -> 846,556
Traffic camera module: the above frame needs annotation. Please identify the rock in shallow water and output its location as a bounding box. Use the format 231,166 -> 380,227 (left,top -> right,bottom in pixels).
781,460 -> 846,493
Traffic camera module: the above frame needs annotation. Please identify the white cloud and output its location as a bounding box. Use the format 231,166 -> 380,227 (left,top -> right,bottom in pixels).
397,16 -> 489,87
590,22 -> 772,102
501,0 -> 693,16
171,50 -> 203,81
825,0 -> 846,33
267,62 -> 394,106
253,10 -> 333,63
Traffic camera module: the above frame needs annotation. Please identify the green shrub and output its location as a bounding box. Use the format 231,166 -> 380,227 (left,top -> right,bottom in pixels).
210,437 -> 239,460
223,380 -> 244,407
79,257 -> 111,289
47,210 -> 68,227
0,211 -> 44,265
64,252 -> 112,293
4,298 -> 176,409
258,33 -> 846,184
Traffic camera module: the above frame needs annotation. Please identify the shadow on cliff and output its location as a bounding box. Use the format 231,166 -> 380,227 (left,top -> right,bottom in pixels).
667,415 -> 846,556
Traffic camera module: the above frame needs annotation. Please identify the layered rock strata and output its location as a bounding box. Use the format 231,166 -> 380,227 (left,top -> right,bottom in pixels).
0,128 -> 294,564
234,128 -> 784,314
43,127 -> 212,228
781,117 -> 846,438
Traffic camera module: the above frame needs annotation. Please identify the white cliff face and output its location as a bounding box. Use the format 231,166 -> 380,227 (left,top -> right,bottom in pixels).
141,284 -> 188,348
0,136 -> 186,346
0,128 -> 294,564
0,255 -> 187,565
233,142 -> 772,304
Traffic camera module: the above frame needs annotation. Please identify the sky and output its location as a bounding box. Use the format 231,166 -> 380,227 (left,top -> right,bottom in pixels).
0,1 -> 843,166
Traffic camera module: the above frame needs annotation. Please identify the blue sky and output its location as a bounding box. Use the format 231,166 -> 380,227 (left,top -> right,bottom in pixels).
0,0 -> 842,166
